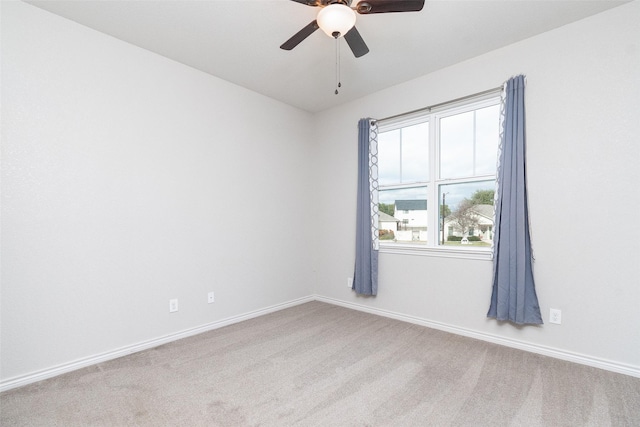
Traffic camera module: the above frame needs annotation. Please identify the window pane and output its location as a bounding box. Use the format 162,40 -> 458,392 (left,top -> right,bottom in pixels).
400,122 -> 429,183
440,111 -> 474,179
378,122 -> 428,186
438,181 -> 495,247
439,104 -> 500,179
378,130 -> 400,185
475,105 -> 500,176
379,186 -> 428,244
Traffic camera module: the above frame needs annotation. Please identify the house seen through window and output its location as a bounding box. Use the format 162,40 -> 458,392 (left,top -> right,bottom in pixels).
377,93 -> 500,252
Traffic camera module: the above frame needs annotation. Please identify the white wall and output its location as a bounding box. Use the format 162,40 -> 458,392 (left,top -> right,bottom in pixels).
312,1 -> 640,373
1,1 -> 315,383
2,0 -> 639,389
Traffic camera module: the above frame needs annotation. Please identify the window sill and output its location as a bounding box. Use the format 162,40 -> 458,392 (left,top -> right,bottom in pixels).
379,243 -> 493,261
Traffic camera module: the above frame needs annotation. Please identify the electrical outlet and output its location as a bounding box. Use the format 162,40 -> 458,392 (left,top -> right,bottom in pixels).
549,308 -> 562,324
207,291 -> 215,304
347,277 -> 353,288
169,299 -> 178,313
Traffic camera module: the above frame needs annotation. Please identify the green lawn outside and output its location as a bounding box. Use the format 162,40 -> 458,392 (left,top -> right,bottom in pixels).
443,241 -> 491,247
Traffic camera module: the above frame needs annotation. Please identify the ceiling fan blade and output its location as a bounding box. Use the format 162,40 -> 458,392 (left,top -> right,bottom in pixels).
289,0 -> 322,6
344,26 -> 369,58
280,20 -> 319,50
354,0 -> 424,14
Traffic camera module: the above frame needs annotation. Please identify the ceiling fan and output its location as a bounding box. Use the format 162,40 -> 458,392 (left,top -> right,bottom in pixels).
280,0 -> 425,58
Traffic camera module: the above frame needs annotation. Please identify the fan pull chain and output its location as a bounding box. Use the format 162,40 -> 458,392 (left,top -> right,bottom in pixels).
335,36 -> 342,95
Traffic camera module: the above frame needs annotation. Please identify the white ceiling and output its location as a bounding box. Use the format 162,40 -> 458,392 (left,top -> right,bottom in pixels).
25,0 -> 628,113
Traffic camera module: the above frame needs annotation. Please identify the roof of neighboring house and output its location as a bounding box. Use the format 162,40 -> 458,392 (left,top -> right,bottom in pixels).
444,204 -> 495,222
378,211 -> 399,222
471,204 -> 495,219
395,200 -> 427,211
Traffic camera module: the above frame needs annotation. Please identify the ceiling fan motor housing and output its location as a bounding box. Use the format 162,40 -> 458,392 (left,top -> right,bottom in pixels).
356,2 -> 373,13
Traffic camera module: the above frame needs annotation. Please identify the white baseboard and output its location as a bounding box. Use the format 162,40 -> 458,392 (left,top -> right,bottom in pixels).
0,296 -> 315,393
3,293 -> 637,392
314,295 -> 640,379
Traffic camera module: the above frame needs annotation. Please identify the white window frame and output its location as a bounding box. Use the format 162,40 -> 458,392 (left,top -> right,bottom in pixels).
377,92 -> 501,260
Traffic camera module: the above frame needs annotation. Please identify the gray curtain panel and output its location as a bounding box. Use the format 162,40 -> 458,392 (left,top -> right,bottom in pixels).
487,75 -> 543,325
353,118 -> 378,296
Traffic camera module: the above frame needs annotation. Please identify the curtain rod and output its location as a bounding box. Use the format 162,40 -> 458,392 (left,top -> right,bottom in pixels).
371,86 -> 503,125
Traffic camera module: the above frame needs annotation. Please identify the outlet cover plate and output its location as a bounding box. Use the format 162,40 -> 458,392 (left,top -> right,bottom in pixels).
208,292 -> 215,304
549,308 -> 561,324
169,299 -> 178,313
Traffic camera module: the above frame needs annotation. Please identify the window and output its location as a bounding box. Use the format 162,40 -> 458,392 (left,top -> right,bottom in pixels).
376,93 -> 501,258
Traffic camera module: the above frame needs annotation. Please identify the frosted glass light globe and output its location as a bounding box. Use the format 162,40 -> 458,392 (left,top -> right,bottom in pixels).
317,4 -> 356,38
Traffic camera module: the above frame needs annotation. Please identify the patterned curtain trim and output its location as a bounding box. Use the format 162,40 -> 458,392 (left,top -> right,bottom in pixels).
369,121 -> 379,251
492,82 -> 508,259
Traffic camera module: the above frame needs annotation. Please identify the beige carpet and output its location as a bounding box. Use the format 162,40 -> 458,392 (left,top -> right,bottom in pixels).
1,301 -> 639,426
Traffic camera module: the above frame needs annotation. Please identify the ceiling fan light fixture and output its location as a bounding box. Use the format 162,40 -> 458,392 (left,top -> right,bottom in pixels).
317,4 -> 356,38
